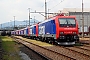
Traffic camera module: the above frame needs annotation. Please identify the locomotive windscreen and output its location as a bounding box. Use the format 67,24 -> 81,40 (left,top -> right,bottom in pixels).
58,18 -> 76,27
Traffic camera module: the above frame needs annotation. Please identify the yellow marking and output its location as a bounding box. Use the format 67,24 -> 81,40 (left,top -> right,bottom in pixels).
27,40 -> 53,47
15,36 -> 53,47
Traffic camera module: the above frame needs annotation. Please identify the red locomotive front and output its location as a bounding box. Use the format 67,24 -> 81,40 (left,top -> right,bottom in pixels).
55,15 -> 79,45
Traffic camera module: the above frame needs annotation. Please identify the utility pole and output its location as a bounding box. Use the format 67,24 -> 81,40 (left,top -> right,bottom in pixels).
82,0 -> 84,38
1,24 -> 2,29
48,9 -> 50,19
8,22 -> 9,29
29,0 -> 47,20
10,20 -> 12,27
28,8 -> 30,26
25,20 -> 28,27
29,0 -> 49,20
87,13 -> 88,27
13,16 -> 15,30
45,0 -> 47,20
34,16 -> 35,24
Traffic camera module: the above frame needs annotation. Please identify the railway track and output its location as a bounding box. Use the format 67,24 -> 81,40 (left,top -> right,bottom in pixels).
74,45 -> 90,51
12,36 -> 75,60
64,46 -> 90,58
45,45 -> 90,60
12,36 -> 90,60
13,37 -> 51,60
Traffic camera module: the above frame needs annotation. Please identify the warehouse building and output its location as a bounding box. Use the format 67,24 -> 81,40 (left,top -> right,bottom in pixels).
58,8 -> 90,28
58,8 -> 90,34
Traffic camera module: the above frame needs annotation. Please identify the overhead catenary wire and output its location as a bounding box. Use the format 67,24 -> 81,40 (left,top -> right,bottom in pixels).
29,0 -> 65,21
49,0 -> 65,10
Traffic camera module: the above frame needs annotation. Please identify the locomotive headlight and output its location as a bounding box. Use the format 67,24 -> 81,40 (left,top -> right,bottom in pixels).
60,32 -> 64,34
73,32 -> 76,34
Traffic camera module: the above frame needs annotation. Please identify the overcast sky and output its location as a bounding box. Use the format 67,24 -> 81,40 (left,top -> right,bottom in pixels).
0,0 -> 90,24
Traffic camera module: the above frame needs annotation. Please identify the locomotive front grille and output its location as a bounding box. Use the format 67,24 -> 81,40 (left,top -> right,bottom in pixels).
59,35 -> 75,42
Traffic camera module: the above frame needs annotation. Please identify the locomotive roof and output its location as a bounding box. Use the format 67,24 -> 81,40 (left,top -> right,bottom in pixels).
38,15 -> 76,25
38,17 -> 56,25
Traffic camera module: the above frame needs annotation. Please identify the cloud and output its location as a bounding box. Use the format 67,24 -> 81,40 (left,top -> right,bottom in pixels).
0,0 -> 90,24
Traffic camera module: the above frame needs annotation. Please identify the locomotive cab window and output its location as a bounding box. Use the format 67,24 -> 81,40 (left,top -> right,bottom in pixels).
58,18 -> 76,27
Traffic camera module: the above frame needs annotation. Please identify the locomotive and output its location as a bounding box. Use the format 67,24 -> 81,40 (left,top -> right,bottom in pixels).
11,14 -> 79,45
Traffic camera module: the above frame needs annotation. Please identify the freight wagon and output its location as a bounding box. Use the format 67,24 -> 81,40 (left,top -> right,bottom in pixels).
79,26 -> 89,35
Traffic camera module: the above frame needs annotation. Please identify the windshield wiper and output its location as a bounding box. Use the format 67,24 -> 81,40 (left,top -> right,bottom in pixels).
67,20 -> 73,26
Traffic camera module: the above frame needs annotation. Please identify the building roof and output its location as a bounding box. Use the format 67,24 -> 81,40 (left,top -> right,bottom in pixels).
58,8 -> 90,13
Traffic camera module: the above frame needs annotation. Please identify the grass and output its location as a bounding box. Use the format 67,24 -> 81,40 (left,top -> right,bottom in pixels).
0,36 -> 21,60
